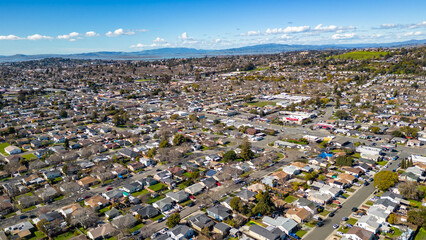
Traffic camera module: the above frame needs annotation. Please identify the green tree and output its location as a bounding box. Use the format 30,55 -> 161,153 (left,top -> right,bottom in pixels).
407,208 -> 426,228
223,150 -> 237,162
335,155 -> 353,166
159,139 -> 171,148
166,212 -> 181,228
334,110 -> 349,120
369,126 -> 381,134
170,114 -> 179,120
240,137 -> 254,161
64,138 -> 70,150
373,171 -> 398,191
173,133 -> 187,146
391,130 -> 405,138
243,94 -> 254,102
253,191 -> 274,216
59,109 -> 68,118
387,213 -> 396,224
398,181 -> 424,200
230,197 -> 241,211
188,114 -> 198,122
400,126 -> 419,138
147,147 -> 157,158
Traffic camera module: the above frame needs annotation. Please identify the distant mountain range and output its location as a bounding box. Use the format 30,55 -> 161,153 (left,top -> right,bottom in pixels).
1,39 -> 425,63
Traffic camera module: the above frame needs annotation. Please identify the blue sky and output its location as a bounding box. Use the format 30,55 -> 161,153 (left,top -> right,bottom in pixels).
0,0 -> 425,55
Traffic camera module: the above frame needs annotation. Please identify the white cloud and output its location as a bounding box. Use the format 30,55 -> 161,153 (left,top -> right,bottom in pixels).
153,37 -> 165,43
0,35 -> 22,40
283,26 -> 310,33
57,32 -> 79,40
178,32 -> 193,40
404,31 -> 422,36
409,21 -> 426,29
69,39 -> 77,42
136,29 -> 149,32
85,31 -> 99,37
314,24 -> 338,31
241,30 -> 261,36
280,34 -> 292,39
379,23 -> 399,29
130,43 -> 145,48
105,28 -> 136,37
331,33 -> 356,40
215,38 -> 221,43
265,28 -> 283,35
27,34 -> 53,40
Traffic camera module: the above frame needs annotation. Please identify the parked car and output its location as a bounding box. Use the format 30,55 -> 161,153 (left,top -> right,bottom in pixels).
342,217 -> 348,221
317,222 -> 324,227
106,187 -> 113,191
188,201 -> 195,207
364,181 -> 369,186
352,207 -> 358,212
329,212 -> 335,217
156,217 -> 165,223
132,230 -> 140,236
333,224 -> 339,229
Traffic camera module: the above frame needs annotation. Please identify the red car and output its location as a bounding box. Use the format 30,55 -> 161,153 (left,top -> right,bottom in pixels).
106,187 -> 113,191
189,196 -> 195,200
216,182 -> 221,186
333,200 -> 341,204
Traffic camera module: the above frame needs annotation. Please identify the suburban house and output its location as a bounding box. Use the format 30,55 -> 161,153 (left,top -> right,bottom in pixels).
206,205 -> 232,221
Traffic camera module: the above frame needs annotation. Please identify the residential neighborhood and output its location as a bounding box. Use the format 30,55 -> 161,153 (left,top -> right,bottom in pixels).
0,47 -> 425,240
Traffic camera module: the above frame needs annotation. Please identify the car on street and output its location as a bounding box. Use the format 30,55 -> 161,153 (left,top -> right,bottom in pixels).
156,217 -> 165,223
106,187 -> 113,191
342,217 -> 348,221
20,215 -> 28,219
317,222 -> 324,227
337,205 -> 342,209
364,181 -> 369,186
188,201 -> 195,207
352,207 -> 358,212
333,224 -> 339,229
132,230 -> 140,236
329,212 -> 335,217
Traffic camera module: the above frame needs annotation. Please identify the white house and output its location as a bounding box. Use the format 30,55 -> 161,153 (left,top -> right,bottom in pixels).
4,146 -> 22,155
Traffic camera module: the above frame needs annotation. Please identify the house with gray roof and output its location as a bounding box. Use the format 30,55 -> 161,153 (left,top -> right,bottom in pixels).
136,205 -> 160,219
166,190 -> 189,203
356,215 -> 382,233
236,189 -> 257,202
167,225 -> 194,240
248,224 -> 282,240
262,216 -> 298,234
111,214 -> 137,229
188,213 -> 214,231
213,222 -> 231,236
153,197 -> 175,212
184,182 -> 205,195
206,204 -> 232,221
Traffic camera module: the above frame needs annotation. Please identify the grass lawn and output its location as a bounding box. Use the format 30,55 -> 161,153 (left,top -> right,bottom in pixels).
377,161 -> 388,166
342,193 -> 350,198
296,230 -> 307,238
415,227 -> 426,240
54,195 -> 64,201
4,212 -> 16,218
386,227 -> 403,238
147,195 -> 164,204
284,195 -> 297,203
78,227 -> 87,235
0,142 -> 11,155
347,218 -> 358,225
277,152 -> 284,159
22,205 -> 37,212
98,206 -> 111,214
246,101 -> 276,107
128,222 -> 144,233
54,230 -> 80,240
148,183 -> 167,192
246,220 -> 266,227
319,210 -> 330,217
241,170 -> 253,178
103,179 -> 115,184
331,51 -> 388,60
409,199 -> 422,208
305,221 -> 317,228
105,237 -> 117,240
338,226 -> 350,233
347,188 -> 355,193
183,172 -> 192,178
135,79 -> 154,82
150,214 -> 164,222
352,153 -> 361,158
22,153 -> 37,160
365,200 -> 374,206
132,189 -> 149,197
28,231 -> 46,240
180,199 -> 193,207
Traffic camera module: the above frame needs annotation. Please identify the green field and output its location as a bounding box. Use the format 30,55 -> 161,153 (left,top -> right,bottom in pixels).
415,228 -> 426,240
284,195 -> 297,203
135,79 -> 155,82
0,143 -> 11,155
332,51 -> 388,60
148,183 -> 167,192
246,101 -> 276,107
22,153 -> 37,160
54,230 -> 80,240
